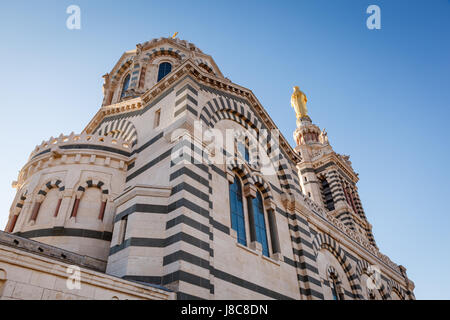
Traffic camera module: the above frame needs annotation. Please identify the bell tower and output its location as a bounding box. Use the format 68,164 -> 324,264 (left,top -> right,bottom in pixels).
292,87 -> 377,248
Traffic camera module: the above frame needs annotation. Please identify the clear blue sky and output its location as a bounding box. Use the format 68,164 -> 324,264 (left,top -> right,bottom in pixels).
0,0 -> 448,299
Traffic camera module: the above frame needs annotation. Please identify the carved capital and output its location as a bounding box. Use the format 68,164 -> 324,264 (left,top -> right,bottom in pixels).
264,198 -> 276,212
226,171 -> 235,184
243,184 -> 257,198
75,191 -> 83,199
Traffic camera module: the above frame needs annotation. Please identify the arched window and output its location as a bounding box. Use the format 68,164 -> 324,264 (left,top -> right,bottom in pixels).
70,181 -> 108,221
36,188 -> 60,225
252,191 -> 269,257
121,74 -> 131,98
157,62 -> 172,82
229,176 -> 247,246
77,187 -> 103,223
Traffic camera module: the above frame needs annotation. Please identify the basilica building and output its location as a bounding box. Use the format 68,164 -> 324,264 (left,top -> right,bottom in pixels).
0,37 -> 414,300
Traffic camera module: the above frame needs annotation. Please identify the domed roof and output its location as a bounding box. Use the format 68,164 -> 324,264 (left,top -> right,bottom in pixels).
107,36 -> 223,83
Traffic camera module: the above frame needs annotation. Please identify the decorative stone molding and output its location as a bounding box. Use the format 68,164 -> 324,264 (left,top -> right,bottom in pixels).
30,132 -> 132,160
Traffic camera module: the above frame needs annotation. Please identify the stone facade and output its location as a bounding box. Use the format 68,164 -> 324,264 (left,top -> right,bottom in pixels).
3,37 -> 414,300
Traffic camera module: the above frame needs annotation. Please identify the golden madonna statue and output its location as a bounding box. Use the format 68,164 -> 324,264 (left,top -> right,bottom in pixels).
291,86 -> 308,120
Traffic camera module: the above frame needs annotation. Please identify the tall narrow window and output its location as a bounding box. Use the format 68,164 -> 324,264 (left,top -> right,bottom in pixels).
121,74 -> 131,98
157,62 -> 172,82
154,109 -> 161,128
252,191 -> 269,257
237,137 -> 250,162
119,216 -> 128,245
330,274 -> 343,300
331,279 -> 339,300
229,176 -> 246,246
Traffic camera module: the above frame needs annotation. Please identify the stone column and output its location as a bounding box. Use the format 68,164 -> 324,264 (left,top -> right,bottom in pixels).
244,184 -> 260,252
264,198 -> 281,258
54,189 -> 74,227
70,189 -> 84,219
71,198 -> 81,218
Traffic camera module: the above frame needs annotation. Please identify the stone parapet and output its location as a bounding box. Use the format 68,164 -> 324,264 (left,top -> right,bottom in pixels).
29,132 -> 132,160
14,132 -> 132,189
